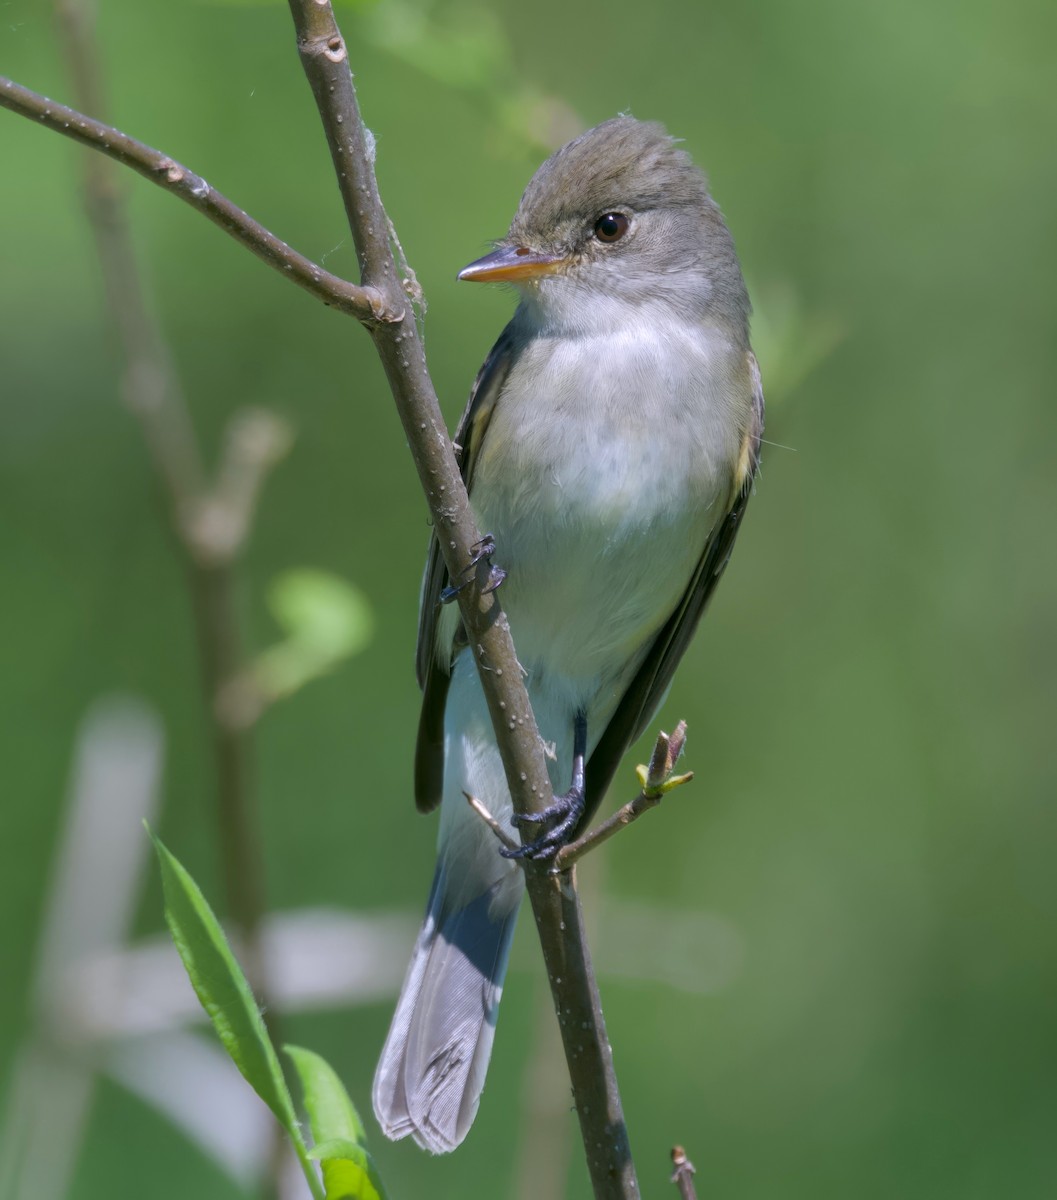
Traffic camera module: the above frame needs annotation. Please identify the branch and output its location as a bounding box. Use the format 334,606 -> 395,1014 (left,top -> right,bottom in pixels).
556,786 -> 669,870
0,75 -> 387,323
670,1146 -> 699,1200
284,4 -> 638,1195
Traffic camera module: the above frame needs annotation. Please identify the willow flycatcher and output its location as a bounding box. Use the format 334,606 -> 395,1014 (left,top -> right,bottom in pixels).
373,115 -> 764,1153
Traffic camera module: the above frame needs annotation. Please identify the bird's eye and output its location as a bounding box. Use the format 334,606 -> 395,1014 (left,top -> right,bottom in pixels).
593,213 -> 629,243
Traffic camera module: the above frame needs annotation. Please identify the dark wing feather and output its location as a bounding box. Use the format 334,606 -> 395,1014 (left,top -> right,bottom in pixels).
413,323 -> 519,812
583,351 -> 765,821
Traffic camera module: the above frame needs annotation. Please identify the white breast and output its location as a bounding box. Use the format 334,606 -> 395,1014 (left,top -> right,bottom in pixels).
467,315 -> 746,713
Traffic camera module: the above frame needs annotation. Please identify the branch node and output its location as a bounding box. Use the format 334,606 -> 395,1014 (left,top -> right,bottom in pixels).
0,74 -> 386,321
183,407 -> 293,566
157,156 -> 184,185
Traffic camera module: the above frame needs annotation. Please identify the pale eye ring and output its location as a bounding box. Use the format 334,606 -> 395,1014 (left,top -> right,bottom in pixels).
593,212 -> 629,243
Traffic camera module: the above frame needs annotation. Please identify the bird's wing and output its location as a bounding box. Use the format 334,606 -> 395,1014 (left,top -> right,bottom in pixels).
413,322 -> 519,813
583,350 -> 766,819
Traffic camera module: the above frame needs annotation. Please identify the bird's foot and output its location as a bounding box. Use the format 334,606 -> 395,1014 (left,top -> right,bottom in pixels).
501,784 -> 586,861
501,710 -> 587,861
440,534 -> 506,604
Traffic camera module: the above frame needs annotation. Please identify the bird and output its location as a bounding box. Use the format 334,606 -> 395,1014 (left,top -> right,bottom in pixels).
372,115 -> 764,1154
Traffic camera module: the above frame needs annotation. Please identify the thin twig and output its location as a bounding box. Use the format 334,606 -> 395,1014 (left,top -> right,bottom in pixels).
463,792 -> 520,853
556,790 -> 665,870
556,723 -> 693,869
0,75 -> 387,323
670,1146 -> 698,1200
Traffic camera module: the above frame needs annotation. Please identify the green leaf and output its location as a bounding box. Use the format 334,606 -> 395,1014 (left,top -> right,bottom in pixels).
254,568 -> 374,703
285,1046 -> 367,1146
267,569 -> 373,657
287,1048 -> 388,1200
308,1140 -> 389,1200
149,830 -> 324,1197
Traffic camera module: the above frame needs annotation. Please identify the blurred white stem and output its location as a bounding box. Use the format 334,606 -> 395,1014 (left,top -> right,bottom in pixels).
1,698 -> 163,1200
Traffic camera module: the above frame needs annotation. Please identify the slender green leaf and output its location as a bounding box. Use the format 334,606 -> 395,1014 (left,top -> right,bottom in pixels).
308,1140 -> 389,1200
286,1045 -> 367,1146
287,1048 -> 387,1200
150,830 -> 325,1200
151,831 -> 296,1125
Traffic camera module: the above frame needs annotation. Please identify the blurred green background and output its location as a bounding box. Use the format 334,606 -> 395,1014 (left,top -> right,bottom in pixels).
3,0 -> 1056,1196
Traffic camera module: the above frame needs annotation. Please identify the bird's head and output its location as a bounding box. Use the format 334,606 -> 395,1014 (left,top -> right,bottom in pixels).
458,116 -> 749,336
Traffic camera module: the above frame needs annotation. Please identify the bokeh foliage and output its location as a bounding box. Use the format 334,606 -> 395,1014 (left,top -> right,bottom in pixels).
2,0 -> 1056,1197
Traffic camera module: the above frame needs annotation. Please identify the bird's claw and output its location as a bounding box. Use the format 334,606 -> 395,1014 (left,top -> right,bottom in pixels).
481,565 -> 506,595
501,787 -> 585,861
440,534 -> 506,605
467,534 -> 497,567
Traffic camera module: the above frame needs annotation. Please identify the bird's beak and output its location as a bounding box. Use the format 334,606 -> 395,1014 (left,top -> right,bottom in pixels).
457,245 -> 567,283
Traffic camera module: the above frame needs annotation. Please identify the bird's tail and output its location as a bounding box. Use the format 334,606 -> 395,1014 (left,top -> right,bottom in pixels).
372,863 -> 522,1153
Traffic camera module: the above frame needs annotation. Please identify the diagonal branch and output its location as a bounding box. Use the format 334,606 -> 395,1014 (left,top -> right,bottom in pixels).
0,75 -> 387,323
284,4 -> 638,1195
